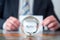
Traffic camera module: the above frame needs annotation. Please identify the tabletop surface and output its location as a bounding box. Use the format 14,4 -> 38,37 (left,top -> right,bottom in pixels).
0,30 -> 60,40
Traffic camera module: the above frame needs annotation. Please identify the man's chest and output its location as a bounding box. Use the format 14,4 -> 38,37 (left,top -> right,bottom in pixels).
3,0 -> 48,19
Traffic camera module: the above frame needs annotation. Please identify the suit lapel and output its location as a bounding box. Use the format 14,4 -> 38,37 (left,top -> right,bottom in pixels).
33,0 -> 42,15
12,0 -> 42,17
12,0 -> 19,18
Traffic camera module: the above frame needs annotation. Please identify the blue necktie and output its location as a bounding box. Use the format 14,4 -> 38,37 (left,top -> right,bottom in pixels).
22,0 -> 30,15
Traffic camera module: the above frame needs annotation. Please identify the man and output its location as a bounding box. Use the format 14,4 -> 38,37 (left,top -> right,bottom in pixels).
0,0 -> 60,31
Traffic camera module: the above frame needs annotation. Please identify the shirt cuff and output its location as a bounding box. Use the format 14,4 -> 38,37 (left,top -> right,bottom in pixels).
3,22 -> 6,30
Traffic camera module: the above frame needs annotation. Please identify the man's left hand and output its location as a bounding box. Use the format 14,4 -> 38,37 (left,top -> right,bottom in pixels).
42,15 -> 60,31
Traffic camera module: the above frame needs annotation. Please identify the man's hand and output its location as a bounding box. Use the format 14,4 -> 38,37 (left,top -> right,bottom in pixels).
42,15 -> 60,31
3,16 -> 20,31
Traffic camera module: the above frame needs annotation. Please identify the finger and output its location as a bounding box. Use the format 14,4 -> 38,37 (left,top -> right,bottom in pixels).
50,23 -> 60,31
44,15 -> 57,21
42,15 -> 56,26
50,25 -> 58,31
6,24 -> 18,31
9,19 -> 19,28
9,16 -> 20,27
5,24 -> 11,31
11,26 -> 18,30
5,17 -> 19,30
6,21 -> 16,30
9,16 -> 19,22
48,21 -> 57,28
43,19 -> 55,26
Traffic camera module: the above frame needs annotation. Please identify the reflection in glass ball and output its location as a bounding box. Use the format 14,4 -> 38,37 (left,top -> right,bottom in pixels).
21,16 -> 39,36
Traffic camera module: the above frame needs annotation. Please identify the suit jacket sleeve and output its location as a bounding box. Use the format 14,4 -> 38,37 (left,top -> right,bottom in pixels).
46,0 -> 60,30
0,0 -> 6,29
46,0 -> 59,21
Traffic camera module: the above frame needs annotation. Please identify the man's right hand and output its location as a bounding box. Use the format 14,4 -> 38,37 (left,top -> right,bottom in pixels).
3,16 -> 20,31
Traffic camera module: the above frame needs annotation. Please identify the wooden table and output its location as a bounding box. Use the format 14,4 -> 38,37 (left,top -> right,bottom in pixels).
0,30 -> 60,40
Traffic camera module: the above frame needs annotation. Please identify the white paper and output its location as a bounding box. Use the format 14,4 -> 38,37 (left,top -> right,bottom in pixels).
19,15 -> 43,35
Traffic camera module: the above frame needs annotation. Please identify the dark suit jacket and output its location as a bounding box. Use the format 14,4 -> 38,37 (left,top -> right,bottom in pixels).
0,0 -> 60,30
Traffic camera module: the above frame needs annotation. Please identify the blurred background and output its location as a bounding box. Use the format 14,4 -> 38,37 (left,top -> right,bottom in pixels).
52,0 -> 60,20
